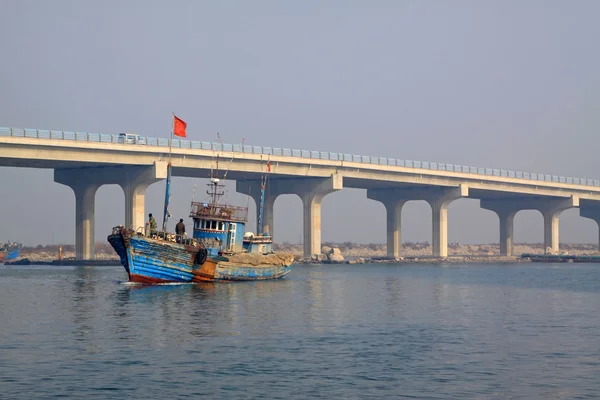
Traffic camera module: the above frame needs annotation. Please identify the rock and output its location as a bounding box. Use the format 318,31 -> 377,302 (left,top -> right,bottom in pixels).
321,246 -> 332,255
330,247 -> 342,256
327,253 -> 344,263
312,254 -> 327,262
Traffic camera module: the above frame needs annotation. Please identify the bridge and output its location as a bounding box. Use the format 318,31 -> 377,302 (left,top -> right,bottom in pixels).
2,126 -> 600,260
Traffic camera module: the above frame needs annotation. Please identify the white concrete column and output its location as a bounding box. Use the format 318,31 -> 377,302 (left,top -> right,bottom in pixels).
74,184 -> 99,260
122,183 -> 151,231
543,209 -> 561,253
498,210 -> 516,256
263,195 -> 275,235
426,186 -> 468,258
302,192 -> 324,257
117,163 -> 168,232
482,195 -> 578,256
429,199 -> 450,258
238,175 -> 343,256
55,163 -> 167,259
369,185 -> 468,259
55,170 -> 101,260
367,189 -> 406,258
236,180 -> 278,235
481,200 -> 517,256
539,196 -> 578,254
384,200 -> 405,258
299,175 -> 343,257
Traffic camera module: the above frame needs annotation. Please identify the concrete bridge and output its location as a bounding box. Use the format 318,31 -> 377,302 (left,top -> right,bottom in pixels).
2,126 -> 600,260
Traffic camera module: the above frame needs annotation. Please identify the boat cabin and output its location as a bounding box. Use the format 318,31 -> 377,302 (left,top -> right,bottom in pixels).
242,232 -> 273,254
190,178 -> 274,257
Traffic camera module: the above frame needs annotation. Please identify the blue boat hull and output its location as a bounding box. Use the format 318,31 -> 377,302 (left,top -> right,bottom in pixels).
108,230 -> 293,284
4,245 -> 22,262
6,248 -> 21,261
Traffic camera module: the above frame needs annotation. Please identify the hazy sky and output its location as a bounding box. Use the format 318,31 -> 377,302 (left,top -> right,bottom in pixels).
1,1 -> 599,246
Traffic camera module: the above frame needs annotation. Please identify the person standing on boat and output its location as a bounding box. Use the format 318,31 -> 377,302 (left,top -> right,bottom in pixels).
148,213 -> 157,236
175,218 -> 186,243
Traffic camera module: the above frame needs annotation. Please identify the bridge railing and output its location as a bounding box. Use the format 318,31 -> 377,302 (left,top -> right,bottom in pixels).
2,126 -> 599,187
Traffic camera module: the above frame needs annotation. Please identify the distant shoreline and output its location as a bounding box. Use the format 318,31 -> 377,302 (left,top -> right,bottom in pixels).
14,242 -> 599,263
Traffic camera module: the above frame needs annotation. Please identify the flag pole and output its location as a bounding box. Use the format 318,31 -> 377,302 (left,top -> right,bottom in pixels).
162,113 -> 175,233
169,112 -> 175,162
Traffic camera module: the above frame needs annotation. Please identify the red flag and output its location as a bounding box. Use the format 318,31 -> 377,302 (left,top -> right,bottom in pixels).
267,161 -> 271,172
173,115 -> 187,137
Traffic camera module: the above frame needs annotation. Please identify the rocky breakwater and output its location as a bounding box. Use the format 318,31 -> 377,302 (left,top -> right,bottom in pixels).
311,246 -> 345,264
17,244 -> 120,263
299,246 -> 369,265
276,242 -> 600,264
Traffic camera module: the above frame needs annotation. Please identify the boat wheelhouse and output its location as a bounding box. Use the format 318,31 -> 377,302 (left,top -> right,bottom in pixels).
190,177 -> 274,257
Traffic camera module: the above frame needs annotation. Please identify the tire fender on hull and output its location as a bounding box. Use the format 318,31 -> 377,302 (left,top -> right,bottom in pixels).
195,248 -> 208,265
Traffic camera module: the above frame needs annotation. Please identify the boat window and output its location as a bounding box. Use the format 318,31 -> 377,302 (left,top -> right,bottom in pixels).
218,222 -> 224,231
211,221 -> 217,230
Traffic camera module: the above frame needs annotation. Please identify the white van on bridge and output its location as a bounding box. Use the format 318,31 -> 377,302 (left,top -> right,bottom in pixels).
117,133 -> 146,144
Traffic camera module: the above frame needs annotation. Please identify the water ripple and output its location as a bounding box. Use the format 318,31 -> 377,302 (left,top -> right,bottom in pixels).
1,263 -> 599,399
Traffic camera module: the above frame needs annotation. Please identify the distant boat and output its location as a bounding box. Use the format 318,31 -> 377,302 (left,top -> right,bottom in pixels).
520,253 -> 574,263
572,255 -> 600,263
107,120 -> 293,284
1,242 -> 22,263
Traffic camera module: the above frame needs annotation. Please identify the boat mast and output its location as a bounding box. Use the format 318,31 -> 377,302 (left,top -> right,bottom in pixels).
257,159 -> 270,234
162,162 -> 172,232
207,154 -> 225,206
257,178 -> 265,234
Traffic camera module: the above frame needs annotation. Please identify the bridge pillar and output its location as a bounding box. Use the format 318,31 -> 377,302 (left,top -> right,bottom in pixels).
481,196 -> 579,255
367,191 -> 406,258
236,180 -> 277,236
481,201 -> 518,256
580,205 -> 600,250
543,209 -> 561,253
55,163 -> 167,260
55,171 -> 101,260
237,174 -> 343,257
368,185 -> 468,258
427,186 -> 469,258
116,163 -> 167,232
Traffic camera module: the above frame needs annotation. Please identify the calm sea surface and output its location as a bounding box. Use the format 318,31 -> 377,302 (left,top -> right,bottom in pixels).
1,262 -> 599,399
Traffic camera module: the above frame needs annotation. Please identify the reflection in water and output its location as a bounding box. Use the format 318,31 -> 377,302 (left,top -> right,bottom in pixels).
70,267 -> 99,348
1,263 -> 600,399
384,276 -> 405,320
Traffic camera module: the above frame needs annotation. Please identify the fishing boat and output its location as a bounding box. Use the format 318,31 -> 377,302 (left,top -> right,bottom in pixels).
520,253 -> 574,263
107,116 -> 294,284
572,255 -> 600,263
1,241 -> 22,263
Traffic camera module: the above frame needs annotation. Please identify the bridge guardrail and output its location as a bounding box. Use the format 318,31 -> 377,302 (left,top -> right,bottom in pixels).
1,126 -> 599,187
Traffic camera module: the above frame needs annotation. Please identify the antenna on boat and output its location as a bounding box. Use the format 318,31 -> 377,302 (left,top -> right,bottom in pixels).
223,137 -> 244,182
257,155 -> 272,235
